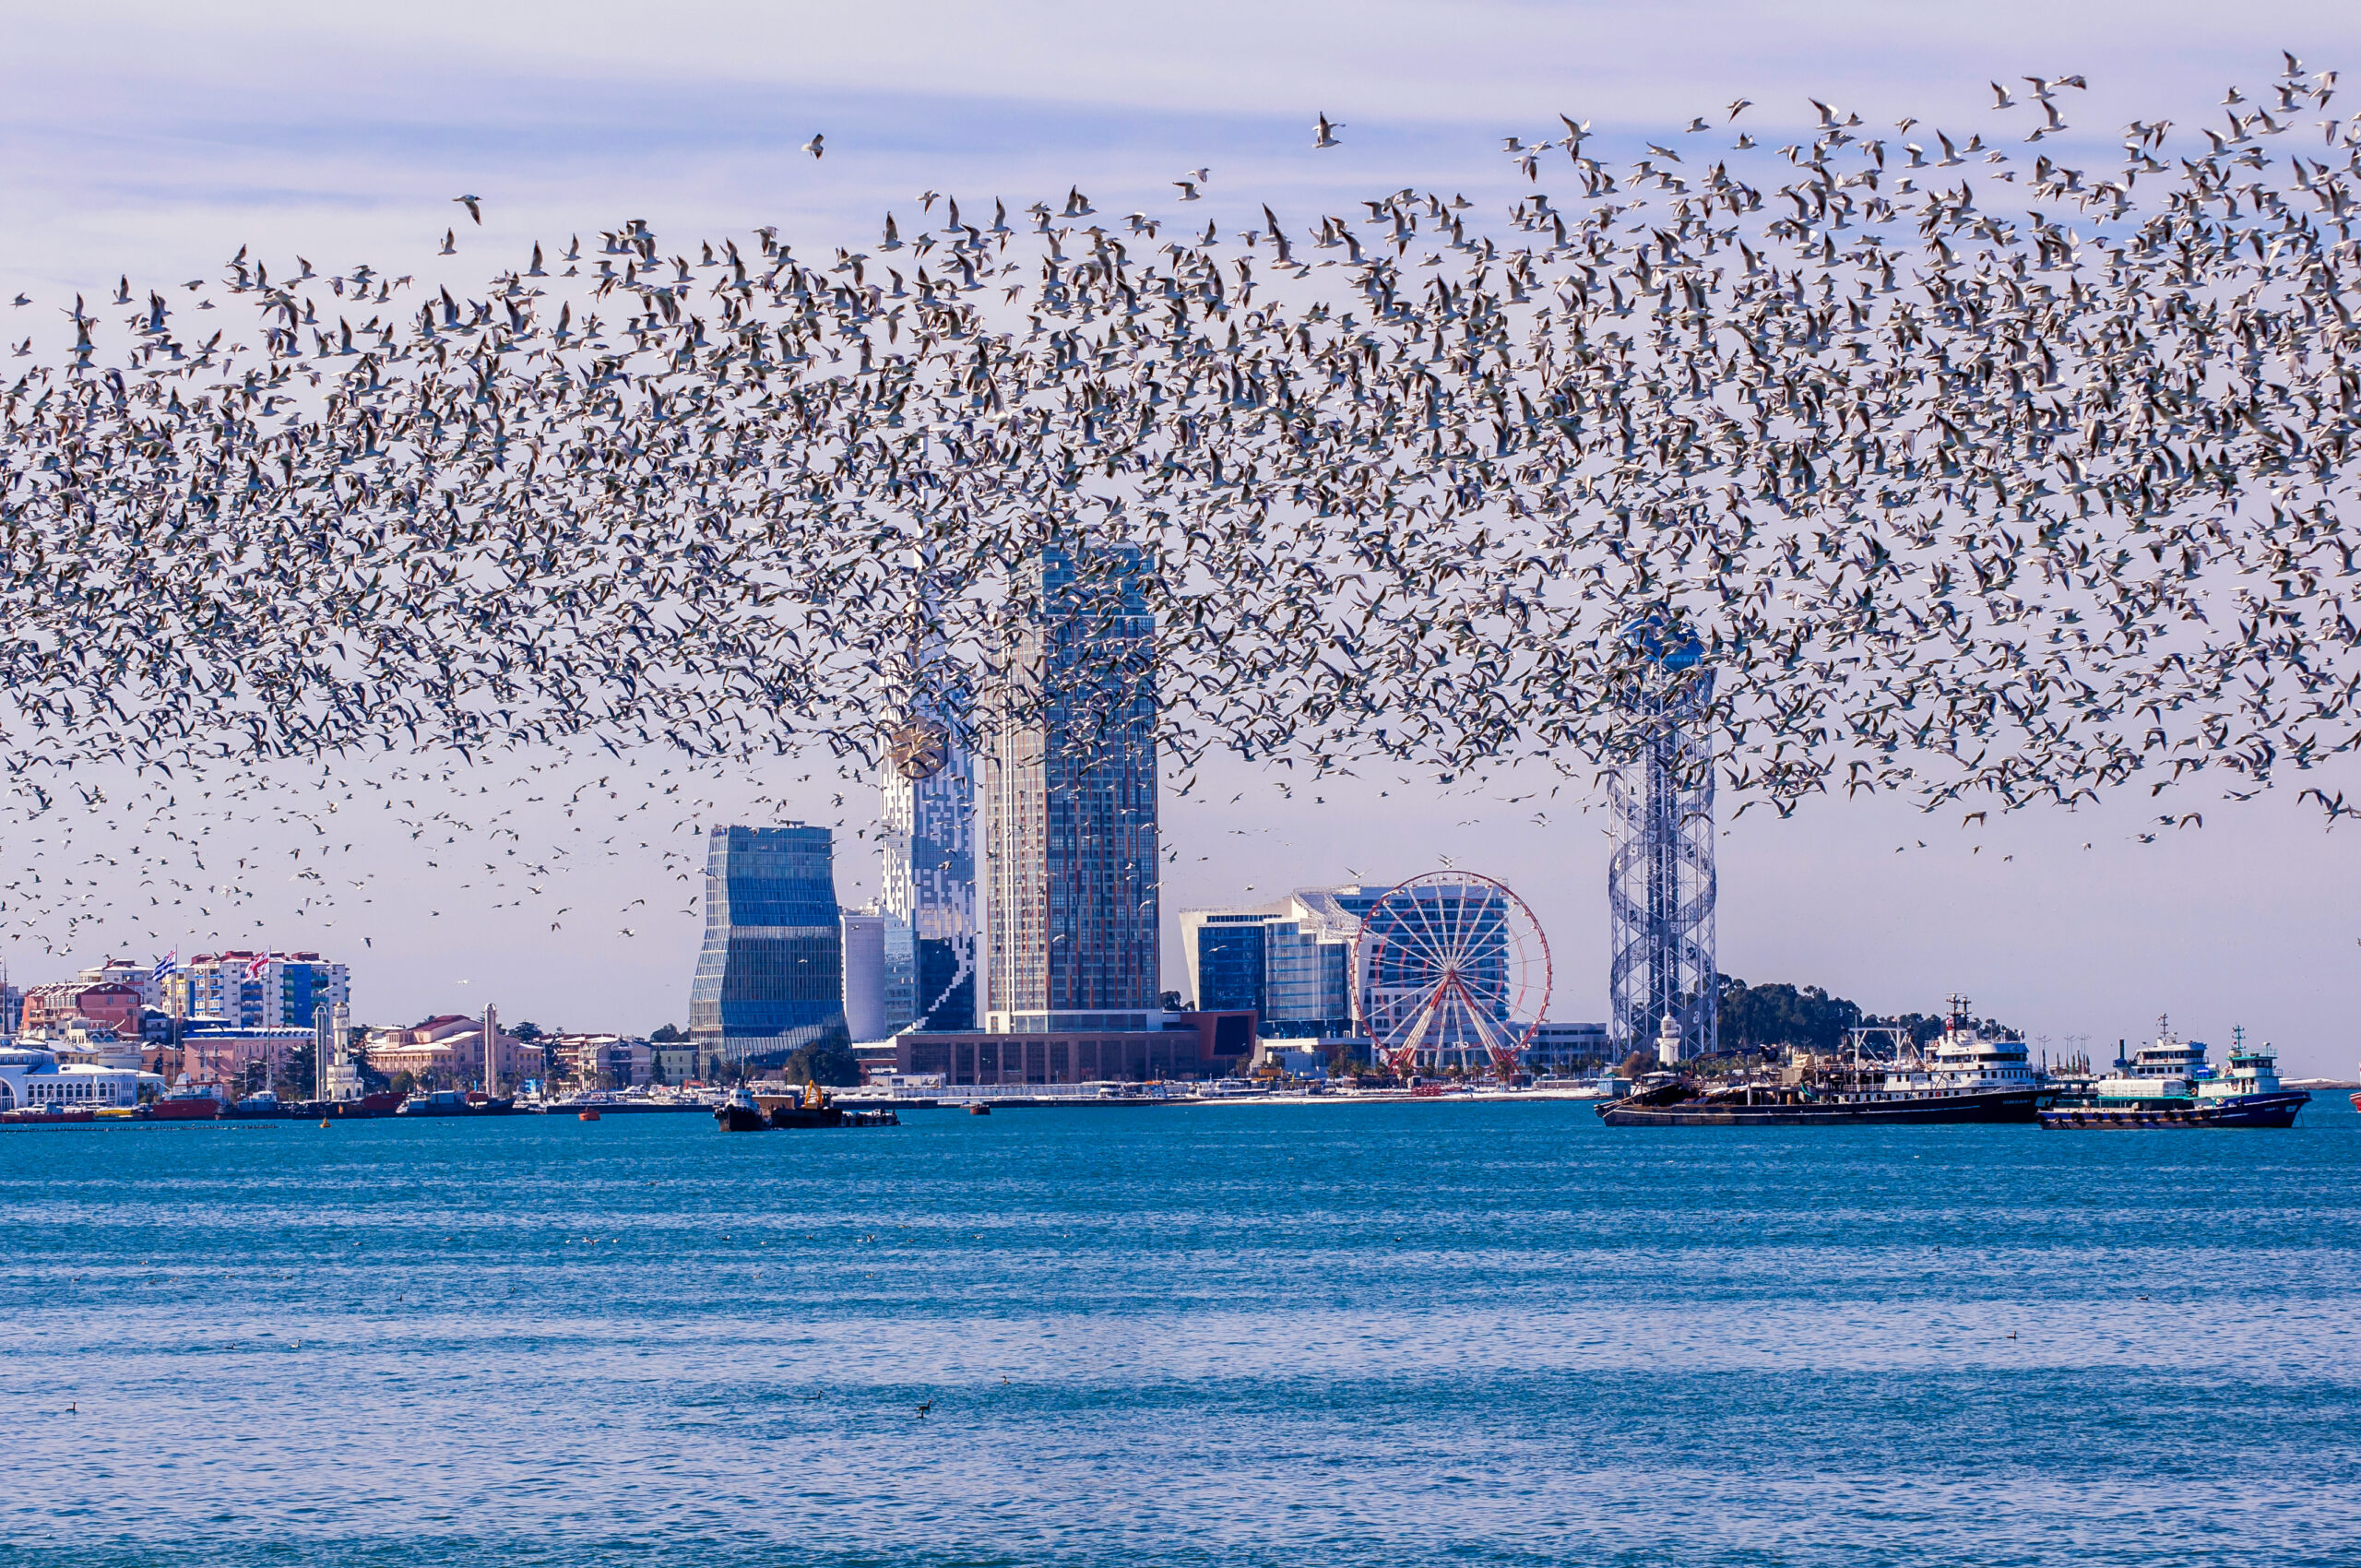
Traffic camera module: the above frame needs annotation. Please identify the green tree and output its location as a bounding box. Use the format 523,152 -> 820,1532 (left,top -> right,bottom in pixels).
650,1023 -> 684,1043
349,1043 -> 391,1094
1716,975 -> 2015,1052
282,1041 -> 320,1099
780,1041 -> 861,1087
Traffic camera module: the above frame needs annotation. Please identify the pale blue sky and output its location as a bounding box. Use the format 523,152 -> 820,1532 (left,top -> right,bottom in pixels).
4,0 -> 2359,1073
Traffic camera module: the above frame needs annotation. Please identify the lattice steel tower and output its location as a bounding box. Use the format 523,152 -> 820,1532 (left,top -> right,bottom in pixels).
1607,625 -> 1717,1062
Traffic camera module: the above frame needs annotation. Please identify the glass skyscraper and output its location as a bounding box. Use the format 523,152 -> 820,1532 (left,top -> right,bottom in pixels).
986,542 -> 1159,1030
688,824 -> 847,1066
880,715 -> 978,1033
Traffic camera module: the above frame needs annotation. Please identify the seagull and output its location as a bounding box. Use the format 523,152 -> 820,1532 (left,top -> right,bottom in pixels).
802,133 -> 825,159
1313,113 -> 1343,148
453,195 -> 482,224
0,60 -> 2355,919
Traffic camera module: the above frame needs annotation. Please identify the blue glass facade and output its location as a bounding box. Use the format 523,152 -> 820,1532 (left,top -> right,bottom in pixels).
688,825 -> 848,1064
1178,899 -> 1356,1037
1193,921 -> 1265,1015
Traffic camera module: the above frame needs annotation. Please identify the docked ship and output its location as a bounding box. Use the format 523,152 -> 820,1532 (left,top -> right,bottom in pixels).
394,1088 -> 516,1117
715,1085 -> 769,1132
2040,1023 -> 2308,1129
146,1076 -> 228,1121
717,1081 -> 899,1130
1598,999 -> 2055,1126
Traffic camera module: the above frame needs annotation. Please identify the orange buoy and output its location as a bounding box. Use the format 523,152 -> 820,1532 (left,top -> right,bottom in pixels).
579,1110 -> 601,1122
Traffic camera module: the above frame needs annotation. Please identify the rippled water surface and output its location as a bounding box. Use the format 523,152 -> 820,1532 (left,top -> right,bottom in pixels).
4,1095 -> 2357,1566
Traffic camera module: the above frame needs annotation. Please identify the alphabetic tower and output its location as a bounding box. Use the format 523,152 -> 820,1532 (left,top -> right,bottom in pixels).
1607,620 -> 1717,1063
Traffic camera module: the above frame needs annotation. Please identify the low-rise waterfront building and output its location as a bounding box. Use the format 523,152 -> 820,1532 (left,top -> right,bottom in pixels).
0,1043 -> 161,1110
1526,1021 -> 1615,1074
551,1034 -> 652,1090
894,1010 -> 1254,1086
650,1039 -> 700,1085
362,1013 -> 537,1089
175,1020 -> 316,1089
33,1018 -> 145,1072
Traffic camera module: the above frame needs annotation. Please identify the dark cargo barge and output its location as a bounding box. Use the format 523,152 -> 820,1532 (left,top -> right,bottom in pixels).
1599,998 -> 2053,1127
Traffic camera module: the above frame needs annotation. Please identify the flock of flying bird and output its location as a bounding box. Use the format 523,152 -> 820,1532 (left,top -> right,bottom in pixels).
5,58 -> 2361,944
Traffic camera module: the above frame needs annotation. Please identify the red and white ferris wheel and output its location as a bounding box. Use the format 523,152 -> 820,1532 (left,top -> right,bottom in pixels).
1353,872 -> 1551,1078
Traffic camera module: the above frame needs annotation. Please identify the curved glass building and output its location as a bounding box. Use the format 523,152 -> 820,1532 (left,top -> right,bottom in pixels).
687,824 -> 847,1067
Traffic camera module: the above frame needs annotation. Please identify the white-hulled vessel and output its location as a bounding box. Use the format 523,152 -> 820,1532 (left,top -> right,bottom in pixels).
2041,1021 -> 2308,1129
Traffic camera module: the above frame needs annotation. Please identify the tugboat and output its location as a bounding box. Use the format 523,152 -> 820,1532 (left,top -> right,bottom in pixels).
394,1088 -> 511,1116
2040,1022 -> 2308,1129
1599,998 -> 2055,1126
714,1085 -> 767,1132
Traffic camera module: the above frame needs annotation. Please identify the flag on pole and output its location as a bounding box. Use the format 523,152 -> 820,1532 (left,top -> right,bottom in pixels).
152,951 -> 178,980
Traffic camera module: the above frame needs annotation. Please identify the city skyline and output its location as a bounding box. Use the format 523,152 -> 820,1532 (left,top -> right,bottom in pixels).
1,9 -> 2352,1562
1,2 -> 2356,1074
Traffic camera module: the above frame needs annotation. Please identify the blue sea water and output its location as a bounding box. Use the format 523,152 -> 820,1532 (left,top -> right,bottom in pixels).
2,1096 -> 2357,1567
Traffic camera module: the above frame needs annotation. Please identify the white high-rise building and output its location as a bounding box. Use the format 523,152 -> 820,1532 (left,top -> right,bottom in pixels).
165,951 -> 350,1030
841,909 -> 889,1042
880,710 -> 978,1033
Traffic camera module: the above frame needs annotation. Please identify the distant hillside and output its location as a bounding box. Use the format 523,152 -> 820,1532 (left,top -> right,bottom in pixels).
1714,975 -> 2013,1054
